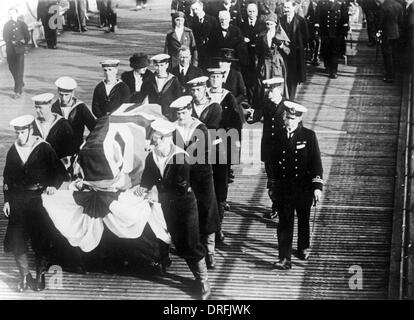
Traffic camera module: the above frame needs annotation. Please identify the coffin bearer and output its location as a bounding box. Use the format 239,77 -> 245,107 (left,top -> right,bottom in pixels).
92,59 -> 131,118
137,119 -> 211,300
31,93 -> 75,171
53,76 -> 96,154
271,101 -> 323,270
3,6 -> 30,99
250,77 -> 286,219
171,95 -> 220,269
3,115 -> 67,292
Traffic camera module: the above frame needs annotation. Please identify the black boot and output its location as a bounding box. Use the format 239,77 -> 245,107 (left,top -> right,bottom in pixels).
187,259 -> 212,300
35,271 -> 46,291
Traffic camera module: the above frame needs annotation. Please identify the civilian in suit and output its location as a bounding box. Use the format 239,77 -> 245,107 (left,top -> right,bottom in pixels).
375,0 -> 404,82
37,0 -> 59,49
92,60 -> 131,118
2,7 -> 30,99
165,11 -> 199,68
97,0 -> 108,28
209,10 -> 249,66
189,1 -> 220,69
280,0 -> 309,100
240,3 -> 267,107
305,0 -> 321,65
171,46 -> 205,89
139,54 -> 183,120
105,0 -> 118,33
314,0 -> 349,79
121,53 -> 154,102
359,0 -> 379,46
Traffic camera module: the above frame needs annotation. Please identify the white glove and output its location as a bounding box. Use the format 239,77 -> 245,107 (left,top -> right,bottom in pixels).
3,202 -> 10,218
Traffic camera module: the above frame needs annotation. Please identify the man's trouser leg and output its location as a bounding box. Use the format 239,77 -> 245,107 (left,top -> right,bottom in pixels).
276,189 -> 295,260
296,189 -> 313,252
7,52 -> 18,93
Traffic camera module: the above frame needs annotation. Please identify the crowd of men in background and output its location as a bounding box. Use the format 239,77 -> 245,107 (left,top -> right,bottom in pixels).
2,0 -> 414,300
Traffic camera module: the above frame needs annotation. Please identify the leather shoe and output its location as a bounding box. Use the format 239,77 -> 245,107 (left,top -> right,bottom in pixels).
206,254 -> 216,269
194,280 -> 211,300
329,73 -> 338,79
17,273 -> 35,292
35,272 -> 46,291
215,230 -> 225,243
223,202 -> 230,211
298,249 -> 310,261
273,258 -> 292,270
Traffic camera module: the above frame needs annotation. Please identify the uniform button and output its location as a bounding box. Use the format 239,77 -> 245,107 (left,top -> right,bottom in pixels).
282,159 -> 285,161
283,167 -> 285,170
272,133 -> 274,136
295,166 -> 297,169
272,125 -> 274,128
295,174 -> 298,177
283,175 -> 286,178
283,151 -> 286,154
295,159 -> 298,162
295,151 -> 298,154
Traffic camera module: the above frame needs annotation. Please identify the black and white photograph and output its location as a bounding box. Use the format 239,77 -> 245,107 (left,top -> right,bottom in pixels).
0,0 -> 413,305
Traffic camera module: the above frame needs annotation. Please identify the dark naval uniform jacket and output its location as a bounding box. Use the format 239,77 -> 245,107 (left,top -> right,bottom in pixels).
139,73 -> 183,120
92,80 -> 131,118
252,98 -> 285,162
315,0 -> 349,39
270,124 -> 323,191
52,99 -> 96,152
3,137 -> 67,255
173,120 -> 220,235
2,19 -> 30,55
32,114 -> 75,159
140,146 -> 206,261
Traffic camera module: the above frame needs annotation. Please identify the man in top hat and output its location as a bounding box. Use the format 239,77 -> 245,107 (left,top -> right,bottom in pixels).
165,11 -> 198,69
188,0 -> 220,69
3,115 -> 67,292
121,53 -> 154,100
3,6 -> 30,99
92,59 -> 131,118
250,77 -> 286,219
270,101 -> 323,270
171,46 -> 205,89
31,93 -> 75,169
52,77 -> 96,154
186,76 -> 227,243
139,54 -> 183,121
170,95 -> 220,269
137,118 -> 211,300
280,0 -> 308,100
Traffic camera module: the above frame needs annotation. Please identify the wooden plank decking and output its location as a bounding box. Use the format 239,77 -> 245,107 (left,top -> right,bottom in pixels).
0,0 -> 403,299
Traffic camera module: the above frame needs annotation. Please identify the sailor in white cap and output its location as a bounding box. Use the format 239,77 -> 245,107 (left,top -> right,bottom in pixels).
171,95 -> 220,270
187,75 -> 231,244
139,53 -> 183,121
3,115 -> 67,292
52,77 -> 96,153
270,101 -> 323,270
92,59 -> 130,118
137,117 -> 212,300
31,93 -> 75,163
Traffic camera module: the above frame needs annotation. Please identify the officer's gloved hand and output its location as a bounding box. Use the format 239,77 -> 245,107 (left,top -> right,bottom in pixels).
313,189 -> 322,206
3,202 -> 10,218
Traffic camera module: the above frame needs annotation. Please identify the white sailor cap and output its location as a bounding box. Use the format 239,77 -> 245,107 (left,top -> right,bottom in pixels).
150,54 -> 171,63
170,95 -> 193,110
186,76 -> 209,87
31,93 -> 54,105
151,119 -> 176,136
55,76 -> 77,92
100,59 -> 120,67
10,115 -> 35,130
206,67 -> 226,75
263,77 -> 284,88
284,101 -> 307,116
